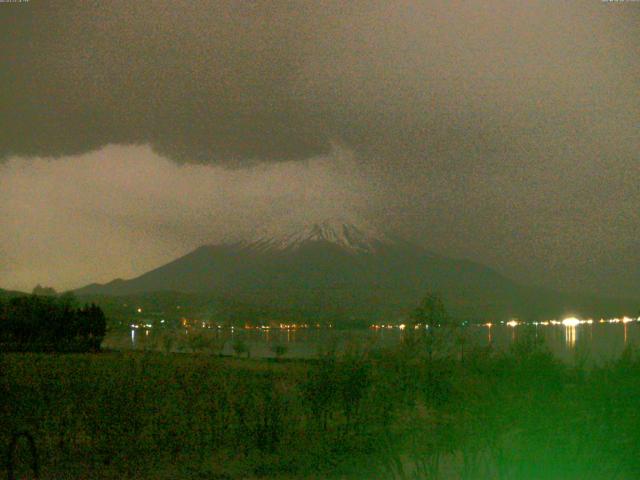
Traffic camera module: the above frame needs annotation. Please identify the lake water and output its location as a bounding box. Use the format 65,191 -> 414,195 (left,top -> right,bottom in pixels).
104,320 -> 640,365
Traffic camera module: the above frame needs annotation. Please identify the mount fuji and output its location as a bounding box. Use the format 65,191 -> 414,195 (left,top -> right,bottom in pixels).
229,217 -> 396,255
76,218 -> 636,323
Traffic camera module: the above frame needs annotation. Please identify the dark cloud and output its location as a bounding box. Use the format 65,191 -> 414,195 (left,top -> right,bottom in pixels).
1,1 -> 338,162
3,1 -> 637,167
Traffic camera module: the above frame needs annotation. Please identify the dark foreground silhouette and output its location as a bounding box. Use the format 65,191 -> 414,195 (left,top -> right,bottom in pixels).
0,294 -> 106,353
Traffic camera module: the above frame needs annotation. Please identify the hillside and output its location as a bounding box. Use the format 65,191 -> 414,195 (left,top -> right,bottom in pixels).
76,220 -> 638,323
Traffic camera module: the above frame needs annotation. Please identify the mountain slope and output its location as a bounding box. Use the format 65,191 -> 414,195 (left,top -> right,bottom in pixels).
76,220 -> 638,323
0,288 -> 28,300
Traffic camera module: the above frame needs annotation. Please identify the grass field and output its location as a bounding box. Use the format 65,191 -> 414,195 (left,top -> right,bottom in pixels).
2,331 -> 640,479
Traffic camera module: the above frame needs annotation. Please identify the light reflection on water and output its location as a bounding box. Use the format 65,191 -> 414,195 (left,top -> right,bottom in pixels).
565,325 -> 576,349
105,322 -> 640,364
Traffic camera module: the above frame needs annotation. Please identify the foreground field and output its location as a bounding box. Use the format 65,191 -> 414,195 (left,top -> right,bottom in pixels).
2,333 -> 640,479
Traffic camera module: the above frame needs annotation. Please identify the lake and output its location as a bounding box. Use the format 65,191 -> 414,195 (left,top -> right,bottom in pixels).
104,318 -> 640,364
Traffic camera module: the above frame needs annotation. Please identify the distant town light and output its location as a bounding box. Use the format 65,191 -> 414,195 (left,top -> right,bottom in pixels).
506,320 -> 519,328
561,317 -> 580,327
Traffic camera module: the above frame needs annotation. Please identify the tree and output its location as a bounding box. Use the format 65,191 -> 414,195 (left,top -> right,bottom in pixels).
270,343 -> 288,361
232,337 -> 249,358
31,284 -> 57,296
411,291 -> 453,360
81,303 -> 107,351
411,291 -> 450,328
57,291 -> 78,309
0,295 -> 107,352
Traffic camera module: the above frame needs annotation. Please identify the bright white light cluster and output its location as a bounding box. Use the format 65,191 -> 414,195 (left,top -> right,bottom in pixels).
512,316 -> 639,327
561,317 -> 580,327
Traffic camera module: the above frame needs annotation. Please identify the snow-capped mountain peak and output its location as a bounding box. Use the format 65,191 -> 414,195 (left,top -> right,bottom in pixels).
229,217 -> 392,253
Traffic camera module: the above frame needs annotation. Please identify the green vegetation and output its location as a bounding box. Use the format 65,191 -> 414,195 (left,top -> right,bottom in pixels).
1,332 -> 640,479
1,291 -> 639,478
0,294 -> 106,353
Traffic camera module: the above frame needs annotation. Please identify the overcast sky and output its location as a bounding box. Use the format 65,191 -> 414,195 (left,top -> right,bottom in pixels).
1,1 -> 638,297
